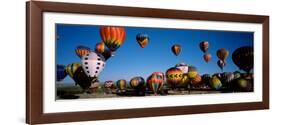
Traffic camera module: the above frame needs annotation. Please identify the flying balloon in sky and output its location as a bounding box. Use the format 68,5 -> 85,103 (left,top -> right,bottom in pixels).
136,33 -> 149,48
75,45 -> 91,58
100,26 -> 126,52
95,42 -> 113,61
171,44 -> 181,56
232,46 -> 253,73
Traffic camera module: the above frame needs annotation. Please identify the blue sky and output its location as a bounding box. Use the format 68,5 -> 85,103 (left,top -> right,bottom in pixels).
56,24 -> 253,84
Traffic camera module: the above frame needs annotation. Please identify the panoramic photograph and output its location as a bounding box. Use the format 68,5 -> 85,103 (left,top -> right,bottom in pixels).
55,24 -> 254,100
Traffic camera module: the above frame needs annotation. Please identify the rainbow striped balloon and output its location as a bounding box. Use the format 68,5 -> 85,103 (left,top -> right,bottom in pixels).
100,26 -> 126,51
75,45 -> 91,58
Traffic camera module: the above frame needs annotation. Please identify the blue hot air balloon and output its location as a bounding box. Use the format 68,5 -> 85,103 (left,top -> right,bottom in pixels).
56,65 -> 67,81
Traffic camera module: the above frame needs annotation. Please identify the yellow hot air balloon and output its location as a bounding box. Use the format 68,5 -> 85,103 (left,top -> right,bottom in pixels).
65,62 -> 81,78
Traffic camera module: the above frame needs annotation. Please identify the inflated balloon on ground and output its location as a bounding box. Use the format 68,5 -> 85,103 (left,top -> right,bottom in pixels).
116,79 -> 127,92
147,72 -> 165,95
190,74 -> 202,85
66,62 -> 81,79
175,62 -> 189,74
56,65 -> 67,81
166,67 -> 183,89
81,52 -> 106,79
130,76 -> 145,90
209,76 -> 222,90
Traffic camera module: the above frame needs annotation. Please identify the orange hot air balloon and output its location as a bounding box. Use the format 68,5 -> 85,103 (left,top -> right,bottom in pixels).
217,48 -> 229,61
136,33 -> 149,48
171,44 -> 181,56
166,67 -> 183,89
147,72 -> 165,95
95,42 -> 113,61
190,74 -> 202,85
75,46 -> 91,58
203,53 -> 212,63
100,26 -> 126,51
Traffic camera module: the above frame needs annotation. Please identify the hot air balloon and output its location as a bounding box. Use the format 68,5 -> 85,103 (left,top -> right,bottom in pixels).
66,62 -> 81,80
147,72 -> 165,95
202,74 -> 211,85
56,65 -> 67,81
166,67 -> 183,89
136,33 -> 149,48
221,72 -> 235,84
171,44 -> 181,56
190,74 -> 202,85
232,46 -> 253,73
217,60 -> 226,71
95,42 -> 113,61
100,26 -> 126,51
199,41 -> 209,53
89,81 -> 101,93
179,74 -> 190,88
81,52 -> 106,80
73,66 -> 92,92
236,78 -> 252,92
130,77 -> 145,90
217,48 -> 229,61
116,79 -> 127,93
203,53 -> 212,63
104,81 -> 114,89
175,62 -> 189,74
187,66 -> 198,79
75,45 -> 91,58
209,76 -> 222,90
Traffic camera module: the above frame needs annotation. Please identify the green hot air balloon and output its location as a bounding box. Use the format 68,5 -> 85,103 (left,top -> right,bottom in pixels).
209,76 -> 222,90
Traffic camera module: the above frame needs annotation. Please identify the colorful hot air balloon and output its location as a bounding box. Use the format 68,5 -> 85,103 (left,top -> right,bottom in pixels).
81,52 -> 106,80
187,66 -> 198,79
66,63 -> 81,79
217,48 -> 229,61
232,46 -> 254,73
56,65 -> 67,81
221,72 -> 235,84
116,79 -> 127,92
75,45 -> 91,58
209,76 -> 222,90
136,33 -> 149,48
236,78 -> 252,92
73,66 -> 92,92
199,41 -> 209,53
217,60 -> 226,71
190,74 -> 202,85
95,42 -> 113,61
100,26 -> 126,51
166,67 -> 183,89
171,44 -> 181,56
104,81 -> 114,89
147,72 -> 165,95
203,53 -> 212,63
130,77 -> 145,90
179,74 -> 190,88
175,62 -> 189,74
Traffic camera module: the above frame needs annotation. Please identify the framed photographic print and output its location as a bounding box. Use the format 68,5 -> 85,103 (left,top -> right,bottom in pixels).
26,1 -> 269,124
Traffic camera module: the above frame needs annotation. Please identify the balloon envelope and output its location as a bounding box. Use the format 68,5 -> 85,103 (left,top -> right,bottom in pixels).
171,44 -> 181,56
147,72 -> 165,95
66,63 -> 81,79
217,48 -> 229,61
136,33 -> 149,48
95,42 -> 113,61
217,60 -> 226,71
73,66 -> 92,91
203,53 -> 212,63
100,26 -> 126,51
116,79 -> 127,91
199,41 -> 209,53
166,67 -> 183,88
130,76 -> 145,90
56,65 -> 67,81
232,46 -> 253,73
81,52 -> 106,79
75,45 -> 91,58
175,62 -> 189,74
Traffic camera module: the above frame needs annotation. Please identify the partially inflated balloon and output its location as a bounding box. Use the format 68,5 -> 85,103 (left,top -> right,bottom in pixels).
75,45 -> 91,58
171,44 -> 181,56
104,81 -> 114,89
232,46 -> 253,73
209,76 -> 222,90
81,52 -> 106,79
136,33 -> 149,48
203,53 -> 212,63
217,60 -> 226,71
217,48 -> 229,61
187,66 -> 198,79
199,41 -> 209,53
166,67 -> 183,88
116,79 -> 127,92
100,26 -> 126,51
95,42 -> 113,61
66,63 -> 81,79
147,72 -> 165,95
175,62 -> 189,74
190,74 -> 202,85
130,76 -> 145,90
56,65 -> 67,81
73,66 -> 92,91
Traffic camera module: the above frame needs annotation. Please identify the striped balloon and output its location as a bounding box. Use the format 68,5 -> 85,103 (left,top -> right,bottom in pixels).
217,48 -> 229,61
65,63 -> 81,78
73,66 -> 92,91
100,26 -> 126,51
166,67 -> 183,89
75,45 -> 91,58
136,33 -> 149,48
116,79 -> 127,91
190,74 -> 202,85
147,72 -> 165,95
95,42 -> 113,61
